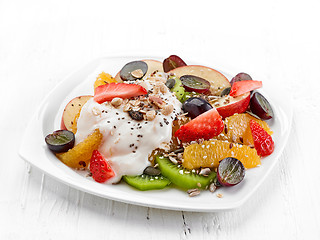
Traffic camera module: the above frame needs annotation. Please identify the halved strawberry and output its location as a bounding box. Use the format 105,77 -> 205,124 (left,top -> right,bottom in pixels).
94,83 -> 147,104
229,80 -> 262,97
175,108 -> 224,142
90,150 -> 115,183
250,120 -> 274,157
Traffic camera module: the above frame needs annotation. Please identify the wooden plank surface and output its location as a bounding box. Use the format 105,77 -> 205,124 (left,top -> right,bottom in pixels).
1,0 -> 319,239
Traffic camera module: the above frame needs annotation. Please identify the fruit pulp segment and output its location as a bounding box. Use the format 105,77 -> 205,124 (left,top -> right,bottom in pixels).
94,72 -> 117,90
214,113 -> 273,146
183,139 -> 261,169
56,129 -> 103,168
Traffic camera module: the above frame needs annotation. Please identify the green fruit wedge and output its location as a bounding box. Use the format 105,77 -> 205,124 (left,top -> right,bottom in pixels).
171,77 -> 185,102
122,174 -> 171,191
156,155 -> 216,190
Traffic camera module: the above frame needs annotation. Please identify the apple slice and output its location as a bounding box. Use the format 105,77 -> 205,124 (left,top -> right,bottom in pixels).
114,59 -> 164,82
61,95 -> 93,132
212,92 -> 250,118
168,65 -> 231,96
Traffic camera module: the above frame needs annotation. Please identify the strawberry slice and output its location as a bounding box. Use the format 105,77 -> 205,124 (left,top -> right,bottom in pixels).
249,120 -> 274,157
229,80 -> 262,97
175,108 -> 224,142
90,150 -> 115,183
94,82 -> 147,104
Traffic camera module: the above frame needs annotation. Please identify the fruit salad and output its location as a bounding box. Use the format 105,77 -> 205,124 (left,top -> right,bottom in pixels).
45,55 -> 275,196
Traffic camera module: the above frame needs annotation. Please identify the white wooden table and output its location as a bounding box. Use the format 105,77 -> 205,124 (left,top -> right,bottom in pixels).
1,0 -> 320,239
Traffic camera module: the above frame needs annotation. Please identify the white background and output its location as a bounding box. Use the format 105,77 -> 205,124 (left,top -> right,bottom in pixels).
1,0 -> 320,239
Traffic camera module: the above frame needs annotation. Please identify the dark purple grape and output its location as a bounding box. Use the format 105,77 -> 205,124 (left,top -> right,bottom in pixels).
220,87 -> 231,97
180,75 -> 211,94
45,130 -> 75,153
120,61 -> 148,81
230,72 -> 252,85
143,166 -> 161,176
217,157 -> 245,187
165,78 -> 176,89
163,55 -> 187,72
182,97 -> 213,119
250,92 -> 274,120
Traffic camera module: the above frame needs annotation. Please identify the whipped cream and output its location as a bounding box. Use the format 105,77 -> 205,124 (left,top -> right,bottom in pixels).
75,75 -> 182,183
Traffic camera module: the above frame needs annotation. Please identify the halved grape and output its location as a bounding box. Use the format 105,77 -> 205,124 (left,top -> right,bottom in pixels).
45,130 -> 75,153
250,92 -> 274,120
165,78 -> 176,89
217,157 -> 245,187
180,75 -> 211,94
120,61 -> 148,81
182,97 -> 213,119
230,72 -> 252,85
163,55 -> 187,72
220,87 -> 231,97
143,166 -> 161,176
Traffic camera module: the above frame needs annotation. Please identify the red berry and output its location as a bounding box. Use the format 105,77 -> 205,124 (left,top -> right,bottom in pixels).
249,120 -> 274,157
229,80 -> 262,97
90,150 -> 115,183
94,83 -> 147,104
175,108 -> 224,142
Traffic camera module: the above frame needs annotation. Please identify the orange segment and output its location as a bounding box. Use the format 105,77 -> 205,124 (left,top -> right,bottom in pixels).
56,129 -> 103,169
70,112 -> 80,134
183,139 -> 261,169
215,113 -> 273,146
94,72 -> 117,90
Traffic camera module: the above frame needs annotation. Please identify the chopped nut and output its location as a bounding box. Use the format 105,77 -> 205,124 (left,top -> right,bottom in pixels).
187,188 -> 200,197
111,97 -> 123,108
131,69 -> 144,78
209,183 -> 217,193
149,95 -> 164,108
92,107 -> 101,116
123,104 -> 131,112
168,156 -> 178,164
161,104 -> 174,115
216,193 -> 223,198
199,168 -> 211,176
159,83 -> 168,94
145,110 -> 156,121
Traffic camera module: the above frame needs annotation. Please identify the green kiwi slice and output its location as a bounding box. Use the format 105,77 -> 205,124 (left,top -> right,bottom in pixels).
156,155 -> 216,190
170,77 -> 185,102
122,174 -> 171,191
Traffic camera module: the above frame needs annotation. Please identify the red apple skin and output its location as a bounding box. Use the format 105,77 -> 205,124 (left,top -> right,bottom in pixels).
216,93 -> 250,119
60,117 -> 67,130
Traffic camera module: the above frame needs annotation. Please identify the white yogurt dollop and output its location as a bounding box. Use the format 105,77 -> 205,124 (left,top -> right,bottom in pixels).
75,77 -> 182,183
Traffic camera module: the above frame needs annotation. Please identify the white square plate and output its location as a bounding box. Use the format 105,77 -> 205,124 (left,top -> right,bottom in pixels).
19,55 -> 292,212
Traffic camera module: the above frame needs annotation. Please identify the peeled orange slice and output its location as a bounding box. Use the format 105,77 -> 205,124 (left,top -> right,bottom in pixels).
94,72 -> 117,90
215,113 -> 273,146
183,139 -> 261,169
56,129 -> 103,169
